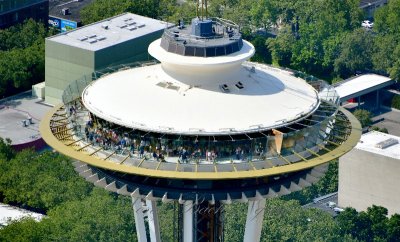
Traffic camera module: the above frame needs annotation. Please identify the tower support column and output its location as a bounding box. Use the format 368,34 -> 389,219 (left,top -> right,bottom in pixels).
146,200 -> 161,242
132,196 -> 147,242
244,198 -> 266,242
183,201 -> 194,242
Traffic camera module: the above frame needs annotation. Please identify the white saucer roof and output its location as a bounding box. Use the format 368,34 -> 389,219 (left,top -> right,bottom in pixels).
82,63 -> 319,135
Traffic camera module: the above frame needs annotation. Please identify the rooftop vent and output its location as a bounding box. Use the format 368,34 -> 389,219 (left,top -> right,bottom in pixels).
87,39 -> 97,44
101,24 -> 109,30
156,82 -> 179,91
127,26 -> 137,31
96,36 -> 106,41
220,84 -> 230,92
124,18 -> 133,22
235,81 -> 244,89
375,138 -> 399,149
78,36 -> 88,41
61,8 -> 70,15
118,24 -> 127,29
137,23 -> 145,28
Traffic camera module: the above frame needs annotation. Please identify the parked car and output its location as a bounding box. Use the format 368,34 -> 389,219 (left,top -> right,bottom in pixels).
362,20 -> 374,28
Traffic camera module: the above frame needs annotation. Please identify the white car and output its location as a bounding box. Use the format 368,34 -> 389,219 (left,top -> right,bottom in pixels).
362,20 -> 374,28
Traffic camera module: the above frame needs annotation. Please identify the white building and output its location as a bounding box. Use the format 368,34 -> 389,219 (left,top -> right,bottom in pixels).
339,131 -> 400,216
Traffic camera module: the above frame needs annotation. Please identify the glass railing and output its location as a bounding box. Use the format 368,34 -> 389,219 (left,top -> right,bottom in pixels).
162,17 -> 241,42
61,62 -> 341,165
65,101 -> 336,164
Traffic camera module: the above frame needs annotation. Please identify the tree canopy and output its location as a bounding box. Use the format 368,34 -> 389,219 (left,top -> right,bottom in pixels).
0,19 -> 52,98
0,150 -> 92,212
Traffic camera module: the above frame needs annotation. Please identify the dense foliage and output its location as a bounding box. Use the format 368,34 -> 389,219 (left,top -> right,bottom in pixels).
353,109 -> 372,128
0,20 -> 53,98
336,206 -> 400,242
0,139 -> 136,241
2,0 -> 399,98
391,95 -> 400,109
0,189 -> 137,242
0,149 -> 92,212
282,160 -> 339,205
80,0 -> 400,83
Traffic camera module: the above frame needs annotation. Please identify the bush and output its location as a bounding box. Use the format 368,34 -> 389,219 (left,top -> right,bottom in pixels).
370,126 -> 389,134
391,95 -> 400,109
353,109 -> 372,128
371,126 -> 380,131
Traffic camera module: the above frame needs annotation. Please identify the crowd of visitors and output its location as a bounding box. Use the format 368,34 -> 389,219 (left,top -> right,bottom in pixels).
79,116 -> 266,163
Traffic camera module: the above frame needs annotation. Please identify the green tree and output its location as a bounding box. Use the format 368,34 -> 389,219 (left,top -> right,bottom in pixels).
80,0 -> 132,25
0,189 -> 137,242
283,160 -> 339,204
0,137 -> 15,161
387,214 -> 400,242
334,29 -> 374,77
262,199 -> 341,241
250,0 -> 276,30
0,218 -> 44,242
250,35 -> 272,64
353,109 -> 372,128
40,189 -> 136,242
80,0 -> 180,25
392,95 -> 400,109
373,0 -> 400,81
367,205 -> 389,241
0,19 -> 50,98
224,202 -> 247,241
0,150 -> 92,211
267,26 -> 295,66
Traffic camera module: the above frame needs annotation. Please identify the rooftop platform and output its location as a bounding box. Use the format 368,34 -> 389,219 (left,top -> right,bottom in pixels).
0,92 -> 51,146
355,131 -> 400,159
82,62 -> 319,135
40,104 -> 361,180
334,74 -> 394,101
47,13 -> 170,51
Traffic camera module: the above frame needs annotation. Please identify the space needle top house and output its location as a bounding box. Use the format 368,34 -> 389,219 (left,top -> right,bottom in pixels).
41,2 -> 361,242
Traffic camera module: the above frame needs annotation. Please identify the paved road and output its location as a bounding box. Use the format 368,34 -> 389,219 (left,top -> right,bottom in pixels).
370,106 -> 400,136
343,101 -> 400,136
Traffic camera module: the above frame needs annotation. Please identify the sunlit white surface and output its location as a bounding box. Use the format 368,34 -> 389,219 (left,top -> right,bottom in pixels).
83,63 -> 319,135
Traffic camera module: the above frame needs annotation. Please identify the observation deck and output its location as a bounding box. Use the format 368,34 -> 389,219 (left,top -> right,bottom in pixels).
40,61 -> 361,200
40,17 -> 362,201
40,14 -> 362,242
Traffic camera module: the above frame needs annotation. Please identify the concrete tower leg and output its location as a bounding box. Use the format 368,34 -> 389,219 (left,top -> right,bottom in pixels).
146,200 -> 161,242
183,201 -> 194,242
132,196 -> 147,242
243,198 -> 266,242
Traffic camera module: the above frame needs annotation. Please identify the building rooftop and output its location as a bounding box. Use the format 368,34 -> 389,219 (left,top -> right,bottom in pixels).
47,13 -> 170,51
334,74 -> 392,100
356,131 -> 400,159
0,203 -> 44,227
0,91 -> 52,145
49,0 -> 94,23
82,62 -> 319,135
